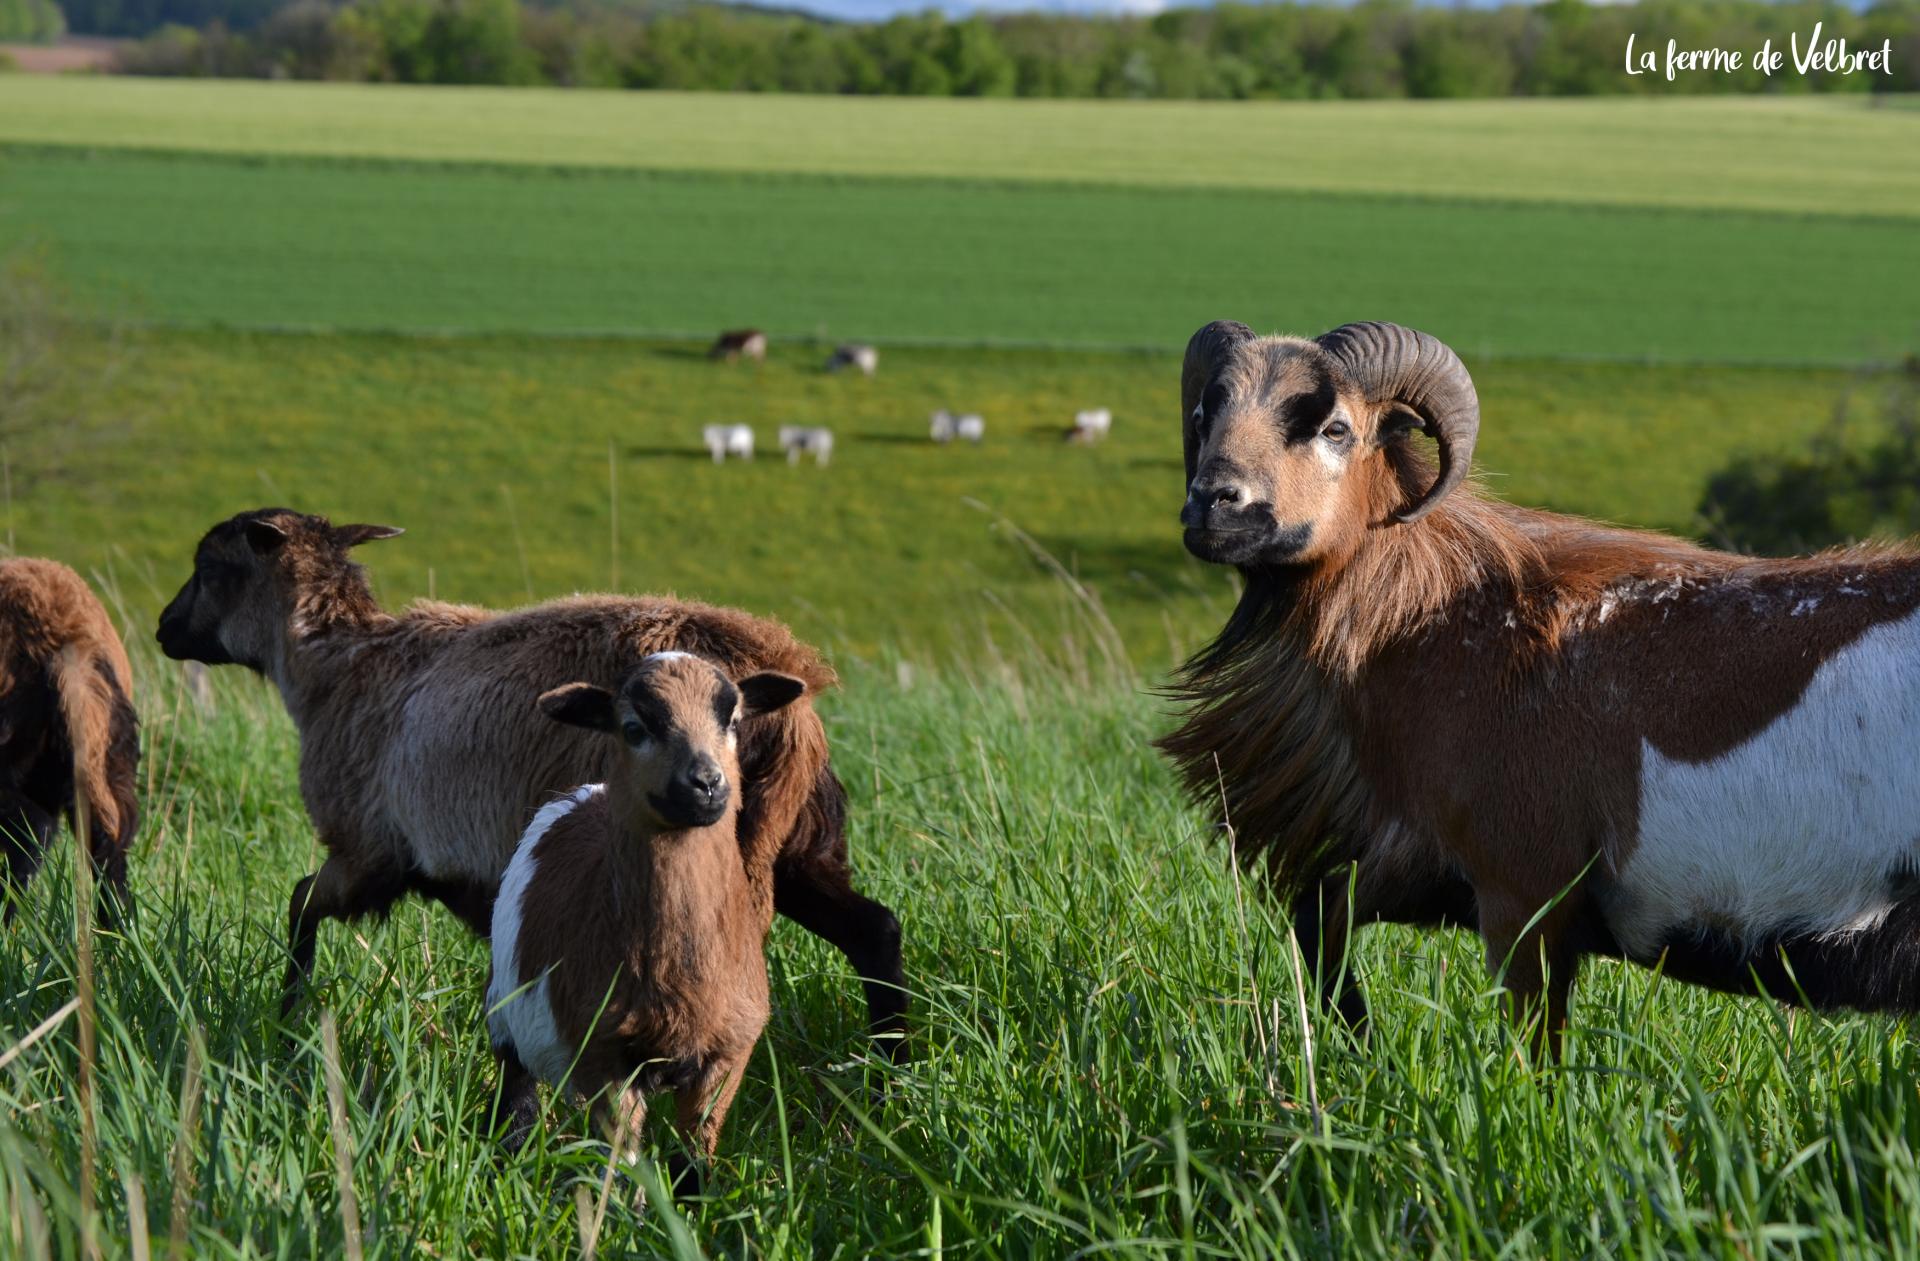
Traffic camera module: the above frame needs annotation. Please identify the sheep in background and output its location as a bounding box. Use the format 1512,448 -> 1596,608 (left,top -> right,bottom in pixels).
931,412 -> 984,444
0,559 -> 139,923
778,426 -> 834,467
703,425 -> 755,463
709,330 -> 767,363
826,344 -> 878,377
489,656 -> 809,1194
1067,408 -> 1112,444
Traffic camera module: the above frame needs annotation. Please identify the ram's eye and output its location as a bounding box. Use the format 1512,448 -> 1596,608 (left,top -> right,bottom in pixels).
622,720 -> 647,745
1322,420 -> 1352,442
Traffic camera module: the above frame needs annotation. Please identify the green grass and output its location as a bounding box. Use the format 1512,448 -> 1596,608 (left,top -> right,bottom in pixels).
3,149 -> 1915,362
6,652 -> 1920,1256
1,78 -> 1917,218
14,328 -> 1857,667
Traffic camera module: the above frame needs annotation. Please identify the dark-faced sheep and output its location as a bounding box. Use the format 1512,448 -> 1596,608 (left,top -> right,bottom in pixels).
488,653 -> 807,1192
0,558 -> 139,922
155,510 -> 905,1061
710,330 -> 767,363
1159,319 -> 1920,1050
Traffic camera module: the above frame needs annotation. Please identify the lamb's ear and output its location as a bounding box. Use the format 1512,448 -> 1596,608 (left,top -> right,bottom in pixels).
332,523 -> 405,549
737,672 -> 807,718
244,517 -> 289,555
539,682 -> 618,732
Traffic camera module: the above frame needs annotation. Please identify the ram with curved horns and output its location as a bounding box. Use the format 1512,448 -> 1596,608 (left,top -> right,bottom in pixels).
1159,319 -> 1920,1049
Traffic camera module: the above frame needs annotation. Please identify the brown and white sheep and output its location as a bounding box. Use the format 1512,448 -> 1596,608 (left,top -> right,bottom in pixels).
0,558 -> 139,922
1159,319 -> 1920,1049
488,653 -> 807,1191
154,510 -> 905,1060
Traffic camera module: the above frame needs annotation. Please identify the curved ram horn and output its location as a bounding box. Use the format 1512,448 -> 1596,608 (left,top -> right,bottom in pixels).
1315,322 -> 1479,523
1180,320 -> 1255,489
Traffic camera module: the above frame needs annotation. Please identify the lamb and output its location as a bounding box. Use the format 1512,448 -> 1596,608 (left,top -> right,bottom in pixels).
709,330 -> 767,363
155,510 -> 905,1060
0,558 -> 139,922
1160,319 -> 1920,1050
929,412 -> 984,444
703,424 -> 755,463
488,654 -> 806,1190
777,426 -> 834,467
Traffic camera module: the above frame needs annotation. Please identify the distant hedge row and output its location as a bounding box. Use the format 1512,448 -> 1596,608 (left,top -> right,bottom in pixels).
88,0 -> 1920,99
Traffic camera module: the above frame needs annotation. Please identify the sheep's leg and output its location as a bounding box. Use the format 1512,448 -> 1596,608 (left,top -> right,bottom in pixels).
1481,895 -> 1583,1064
280,854 -> 409,1022
773,859 -> 906,1063
1290,867 -> 1477,1037
490,1041 -> 542,1153
0,791 -> 57,922
86,811 -> 133,929
668,1056 -> 746,1197
588,1082 -> 651,1206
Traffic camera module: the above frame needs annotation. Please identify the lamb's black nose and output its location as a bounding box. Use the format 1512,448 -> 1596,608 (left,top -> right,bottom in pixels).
685,758 -> 726,802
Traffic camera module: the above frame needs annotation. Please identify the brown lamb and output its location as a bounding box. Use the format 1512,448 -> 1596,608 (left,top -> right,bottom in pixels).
487,654 -> 807,1193
0,558 -> 140,921
155,510 -> 904,1058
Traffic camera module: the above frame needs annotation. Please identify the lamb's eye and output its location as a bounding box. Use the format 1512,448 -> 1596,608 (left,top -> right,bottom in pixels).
1322,420 -> 1352,442
622,720 -> 647,745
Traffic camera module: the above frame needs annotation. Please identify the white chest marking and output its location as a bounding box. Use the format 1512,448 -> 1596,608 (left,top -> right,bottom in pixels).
1606,609 -> 1920,958
487,784 -> 603,1087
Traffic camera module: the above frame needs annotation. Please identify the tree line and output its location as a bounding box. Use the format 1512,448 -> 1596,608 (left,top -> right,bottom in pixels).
58,0 -> 1920,98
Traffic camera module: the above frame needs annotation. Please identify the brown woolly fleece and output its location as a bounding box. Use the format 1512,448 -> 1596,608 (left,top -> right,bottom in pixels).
156,510 -> 905,1057
0,557 -> 140,919
1162,322 -> 1920,1044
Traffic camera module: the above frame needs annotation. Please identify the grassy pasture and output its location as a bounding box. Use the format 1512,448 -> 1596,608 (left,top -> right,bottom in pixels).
4,658 -> 1920,1256
17,329 -> 1854,666
1,77 -> 1916,218
2,148 -> 1916,362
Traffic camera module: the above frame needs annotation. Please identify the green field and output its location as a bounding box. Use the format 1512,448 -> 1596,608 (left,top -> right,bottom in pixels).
3,148 -> 1915,361
6,660 -> 1920,1255
18,329 -> 1856,665
5,75 -> 1920,1258
2,78 -> 1915,217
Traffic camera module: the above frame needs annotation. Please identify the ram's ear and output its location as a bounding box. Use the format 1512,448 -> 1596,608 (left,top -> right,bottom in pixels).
332,523 -> 405,549
1375,404 -> 1426,445
539,682 -> 618,732
737,672 -> 807,718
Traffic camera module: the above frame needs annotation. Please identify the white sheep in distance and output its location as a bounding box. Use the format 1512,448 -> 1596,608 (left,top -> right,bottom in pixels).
1068,408 -> 1112,444
703,425 -> 754,463
929,410 -> 956,443
956,414 -> 985,444
778,426 -> 834,467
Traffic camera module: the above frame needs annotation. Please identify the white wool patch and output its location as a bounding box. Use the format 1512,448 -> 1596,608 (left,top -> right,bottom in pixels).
487,784 -> 603,1087
643,650 -> 695,665
1602,607 -> 1920,958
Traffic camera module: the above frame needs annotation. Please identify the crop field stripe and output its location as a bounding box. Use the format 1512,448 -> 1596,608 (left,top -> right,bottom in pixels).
1,77 -> 1916,220
3,149 -> 1915,364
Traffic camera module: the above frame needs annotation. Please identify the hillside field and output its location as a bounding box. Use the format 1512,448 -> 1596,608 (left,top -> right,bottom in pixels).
18,329 -> 1858,665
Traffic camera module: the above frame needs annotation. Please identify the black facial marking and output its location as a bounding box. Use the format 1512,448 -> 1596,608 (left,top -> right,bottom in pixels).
1279,367 -> 1338,442
712,679 -> 740,730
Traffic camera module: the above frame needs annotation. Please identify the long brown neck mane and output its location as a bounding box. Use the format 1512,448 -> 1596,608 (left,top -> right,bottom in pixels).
1158,450 -> 1732,895
273,557 -> 402,723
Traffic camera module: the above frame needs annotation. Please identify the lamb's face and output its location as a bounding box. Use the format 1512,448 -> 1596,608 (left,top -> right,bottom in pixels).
539,655 -> 808,832
156,509 -> 401,673
1180,339 -> 1376,569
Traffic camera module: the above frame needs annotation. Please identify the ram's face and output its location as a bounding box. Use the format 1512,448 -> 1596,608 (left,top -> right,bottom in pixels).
1180,338 -> 1375,568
